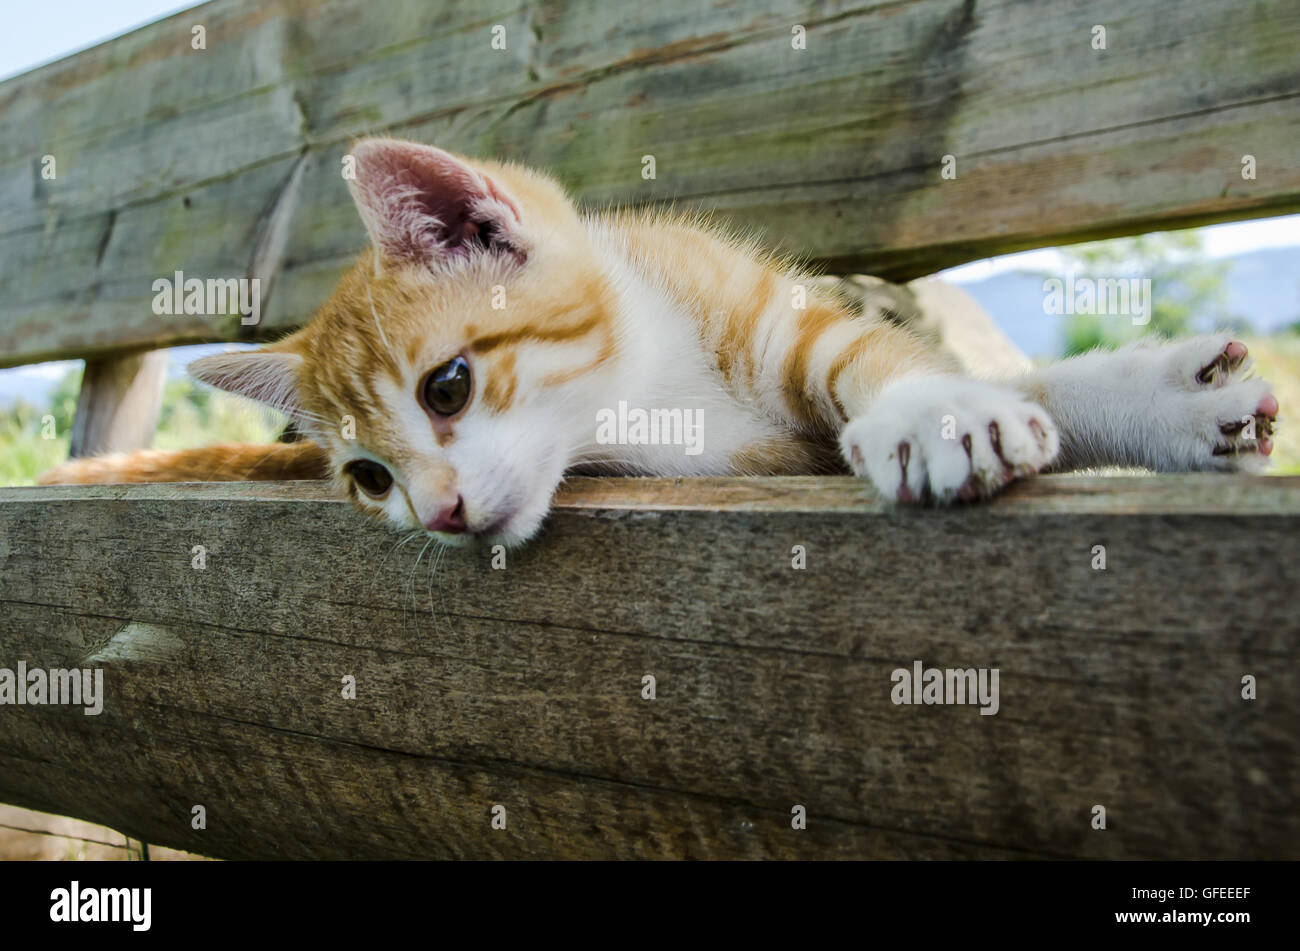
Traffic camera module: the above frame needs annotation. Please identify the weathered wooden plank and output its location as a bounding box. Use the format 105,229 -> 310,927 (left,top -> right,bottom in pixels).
2,0 -> 1298,365
0,475 -> 1296,859
68,350 -> 168,457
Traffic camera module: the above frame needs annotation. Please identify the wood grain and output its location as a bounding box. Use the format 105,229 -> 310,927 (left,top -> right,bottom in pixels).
0,475 -> 1296,859
2,0 -> 1298,365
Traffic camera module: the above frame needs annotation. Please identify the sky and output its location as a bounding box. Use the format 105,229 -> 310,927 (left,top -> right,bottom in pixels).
0,0 -> 206,82
1,0 -> 1297,400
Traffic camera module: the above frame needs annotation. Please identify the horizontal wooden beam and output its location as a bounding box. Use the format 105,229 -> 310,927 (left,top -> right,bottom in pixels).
2,0 -> 1298,366
0,475 -> 1296,859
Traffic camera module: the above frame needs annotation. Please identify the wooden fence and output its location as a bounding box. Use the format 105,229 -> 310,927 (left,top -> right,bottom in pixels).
0,0 -> 1298,858
2,476 -> 1296,859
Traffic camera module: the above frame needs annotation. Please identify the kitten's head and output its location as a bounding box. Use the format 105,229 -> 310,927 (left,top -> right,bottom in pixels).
190,139 -> 619,546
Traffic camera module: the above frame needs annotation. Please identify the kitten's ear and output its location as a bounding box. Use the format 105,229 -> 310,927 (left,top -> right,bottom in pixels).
346,138 -> 525,268
189,349 -> 305,419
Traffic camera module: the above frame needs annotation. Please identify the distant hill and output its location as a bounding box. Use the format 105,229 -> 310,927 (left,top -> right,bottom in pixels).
953,246 -> 1300,359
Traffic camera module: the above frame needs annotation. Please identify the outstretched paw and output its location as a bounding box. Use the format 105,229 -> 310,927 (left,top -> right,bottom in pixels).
841,376 -> 1060,504
1158,335 -> 1278,471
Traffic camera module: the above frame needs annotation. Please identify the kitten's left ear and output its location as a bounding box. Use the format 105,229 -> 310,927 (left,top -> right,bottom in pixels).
347,138 -> 525,268
189,349 -> 305,420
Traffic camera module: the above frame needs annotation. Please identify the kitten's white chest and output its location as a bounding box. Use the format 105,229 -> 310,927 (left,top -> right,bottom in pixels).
584,228 -> 786,475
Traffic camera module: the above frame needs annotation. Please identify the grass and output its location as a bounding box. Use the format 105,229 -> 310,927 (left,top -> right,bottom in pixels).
0,376 -> 285,487
0,406 -> 72,486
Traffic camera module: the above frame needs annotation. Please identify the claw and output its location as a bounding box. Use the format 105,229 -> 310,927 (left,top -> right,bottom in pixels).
988,420 -> 1013,472
1027,417 -> 1051,448
1196,353 -> 1229,386
1197,341 -> 1249,386
896,441 -> 913,502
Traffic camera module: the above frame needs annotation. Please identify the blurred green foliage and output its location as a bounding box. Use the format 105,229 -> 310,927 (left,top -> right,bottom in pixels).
0,365 -> 81,486
1056,231 -> 1240,356
0,363 -> 284,486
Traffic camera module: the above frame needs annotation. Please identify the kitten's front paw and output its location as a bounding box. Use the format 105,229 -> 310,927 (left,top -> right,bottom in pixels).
841,376 -> 1059,504
1150,335 -> 1279,471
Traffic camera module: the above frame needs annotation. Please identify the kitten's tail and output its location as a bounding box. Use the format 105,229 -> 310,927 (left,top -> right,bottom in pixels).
37,441 -> 330,485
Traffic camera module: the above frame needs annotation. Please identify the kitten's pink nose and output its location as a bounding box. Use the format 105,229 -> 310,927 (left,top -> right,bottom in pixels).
426,496 -> 467,534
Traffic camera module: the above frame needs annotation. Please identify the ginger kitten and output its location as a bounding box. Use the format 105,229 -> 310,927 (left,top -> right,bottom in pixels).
41,138 -> 1280,546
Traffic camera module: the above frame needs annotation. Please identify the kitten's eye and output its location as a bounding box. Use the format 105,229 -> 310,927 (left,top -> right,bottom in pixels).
422,356 -> 471,416
345,459 -> 393,499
